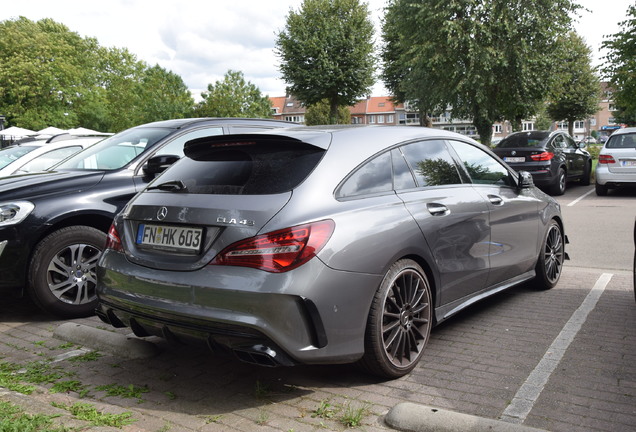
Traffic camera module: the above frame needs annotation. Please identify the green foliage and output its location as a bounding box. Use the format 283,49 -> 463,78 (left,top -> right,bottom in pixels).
0,17 -> 194,133
546,32 -> 601,135
276,0 -> 375,123
52,402 -> 136,428
305,99 -> 351,125
95,383 -> 149,402
0,401 -> 68,432
194,70 -> 272,118
382,0 -> 580,144
602,4 -> 636,126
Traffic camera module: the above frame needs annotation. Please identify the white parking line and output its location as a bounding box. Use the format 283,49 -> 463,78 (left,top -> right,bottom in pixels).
567,188 -> 595,206
499,273 -> 613,424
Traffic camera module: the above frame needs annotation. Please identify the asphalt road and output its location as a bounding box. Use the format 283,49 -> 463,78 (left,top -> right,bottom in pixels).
0,182 -> 633,432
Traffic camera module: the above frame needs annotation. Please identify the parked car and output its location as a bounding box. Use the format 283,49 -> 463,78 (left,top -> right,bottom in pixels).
492,130 -> 592,195
0,118 -> 295,318
96,125 -> 567,378
594,127 -> 636,196
0,134 -> 105,177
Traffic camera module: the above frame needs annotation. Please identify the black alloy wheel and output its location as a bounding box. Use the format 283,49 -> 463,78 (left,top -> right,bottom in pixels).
360,259 -> 432,378
535,220 -> 565,290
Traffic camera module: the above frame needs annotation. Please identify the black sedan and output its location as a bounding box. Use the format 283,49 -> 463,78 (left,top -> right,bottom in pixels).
0,118 -> 294,318
493,130 -> 592,195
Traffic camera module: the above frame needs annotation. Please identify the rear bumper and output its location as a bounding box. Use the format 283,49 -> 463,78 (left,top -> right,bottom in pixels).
96,250 -> 382,366
595,165 -> 636,187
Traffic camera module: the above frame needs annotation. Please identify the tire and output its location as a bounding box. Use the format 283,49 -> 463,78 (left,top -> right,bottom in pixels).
534,220 -> 565,290
595,182 -> 608,196
549,167 -> 567,195
27,226 -> 106,318
359,259 -> 433,379
580,161 -> 591,186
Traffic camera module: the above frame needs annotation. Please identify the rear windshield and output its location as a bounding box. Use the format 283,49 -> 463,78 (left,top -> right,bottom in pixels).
496,133 -> 549,148
154,140 -> 324,195
606,133 -> 636,149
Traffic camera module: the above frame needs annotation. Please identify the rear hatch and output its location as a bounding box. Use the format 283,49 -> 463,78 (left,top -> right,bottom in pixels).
602,133 -> 636,174
493,133 -> 551,170
119,134 -> 327,271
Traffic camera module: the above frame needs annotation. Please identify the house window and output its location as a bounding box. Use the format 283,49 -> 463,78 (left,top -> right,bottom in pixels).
574,121 -> 584,129
377,115 -> 385,124
388,115 -> 394,124
590,118 -> 596,126
522,122 -> 534,131
378,102 -> 385,107
369,115 -> 376,124
284,115 -> 304,123
494,124 -> 502,133
557,122 -> 568,130
352,117 -> 362,124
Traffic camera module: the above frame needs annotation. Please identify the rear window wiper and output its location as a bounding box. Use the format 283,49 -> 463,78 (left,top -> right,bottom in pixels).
147,180 -> 187,192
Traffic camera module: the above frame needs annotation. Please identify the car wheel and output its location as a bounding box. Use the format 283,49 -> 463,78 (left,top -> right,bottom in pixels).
580,161 -> 591,186
534,220 -> 565,290
595,182 -> 608,196
359,259 -> 432,378
27,226 -> 106,318
549,167 -> 566,195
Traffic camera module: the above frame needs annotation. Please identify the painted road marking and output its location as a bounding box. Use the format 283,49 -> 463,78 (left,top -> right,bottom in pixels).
500,273 -> 613,424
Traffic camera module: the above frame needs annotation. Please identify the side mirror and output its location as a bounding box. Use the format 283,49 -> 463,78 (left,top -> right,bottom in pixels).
143,154 -> 180,176
518,171 -> 534,189
578,142 -> 587,149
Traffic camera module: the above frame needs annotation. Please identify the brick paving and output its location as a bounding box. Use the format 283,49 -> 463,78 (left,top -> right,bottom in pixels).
0,266 -> 634,431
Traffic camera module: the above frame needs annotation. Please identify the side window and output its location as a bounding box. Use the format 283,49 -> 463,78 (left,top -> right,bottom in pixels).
400,140 -> 462,186
19,146 -> 82,173
155,127 -> 224,158
391,149 -> 417,190
448,141 -> 514,186
552,134 -> 565,149
337,152 -> 393,198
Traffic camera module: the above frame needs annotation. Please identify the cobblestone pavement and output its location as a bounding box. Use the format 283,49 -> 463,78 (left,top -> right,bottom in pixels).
0,266 -> 634,432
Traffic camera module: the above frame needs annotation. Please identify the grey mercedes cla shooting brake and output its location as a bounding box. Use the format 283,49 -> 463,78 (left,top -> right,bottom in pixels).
96,125 -> 566,378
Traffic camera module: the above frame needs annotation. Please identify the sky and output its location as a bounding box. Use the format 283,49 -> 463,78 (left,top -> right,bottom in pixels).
2,0 -> 633,100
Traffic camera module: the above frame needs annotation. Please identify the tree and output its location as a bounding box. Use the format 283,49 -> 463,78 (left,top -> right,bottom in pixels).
0,17 -> 98,130
382,0 -> 580,144
194,70 -> 272,118
305,99 -> 351,125
546,32 -> 601,136
135,65 -> 194,124
602,3 -> 636,126
276,0 -> 375,124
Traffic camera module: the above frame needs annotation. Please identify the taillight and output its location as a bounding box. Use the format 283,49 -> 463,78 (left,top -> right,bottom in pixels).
210,220 -> 335,273
598,154 -> 616,164
530,152 -> 554,161
105,224 -> 124,252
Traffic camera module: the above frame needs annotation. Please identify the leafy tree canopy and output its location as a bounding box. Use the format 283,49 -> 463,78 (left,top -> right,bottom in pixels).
276,0 -> 375,124
546,32 -> 601,136
194,70 -> 272,119
0,17 -> 194,133
602,3 -> 636,126
305,99 -> 351,125
382,0 -> 580,144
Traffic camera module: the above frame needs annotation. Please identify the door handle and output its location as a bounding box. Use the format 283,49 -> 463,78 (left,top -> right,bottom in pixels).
427,203 -> 450,216
488,195 -> 504,206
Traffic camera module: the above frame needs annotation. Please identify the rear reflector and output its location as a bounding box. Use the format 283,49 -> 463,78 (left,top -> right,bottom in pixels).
210,220 -> 335,272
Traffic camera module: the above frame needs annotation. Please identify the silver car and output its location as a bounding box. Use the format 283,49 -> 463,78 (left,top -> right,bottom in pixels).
595,127 -> 636,196
96,126 -> 566,378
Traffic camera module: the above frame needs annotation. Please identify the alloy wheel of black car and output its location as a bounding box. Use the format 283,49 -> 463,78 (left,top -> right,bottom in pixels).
535,220 -> 564,290
28,226 -> 105,318
360,259 -> 432,378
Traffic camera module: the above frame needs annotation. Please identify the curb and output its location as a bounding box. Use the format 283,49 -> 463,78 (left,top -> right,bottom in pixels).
385,402 -> 547,432
53,322 -> 159,359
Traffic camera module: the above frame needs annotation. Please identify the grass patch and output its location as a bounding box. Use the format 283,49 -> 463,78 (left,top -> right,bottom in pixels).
0,400 -> 68,432
312,399 -> 336,419
0,361 -> 71,395
49,380 -> 87,396
95,383 -> 149,403
339,402 -> 369,428
52,401 -> 136,428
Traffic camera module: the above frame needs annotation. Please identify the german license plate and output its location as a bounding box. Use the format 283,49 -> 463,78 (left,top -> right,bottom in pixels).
620,160 -> 636,166
504,157 -> 525,163
136,224 -> 203,252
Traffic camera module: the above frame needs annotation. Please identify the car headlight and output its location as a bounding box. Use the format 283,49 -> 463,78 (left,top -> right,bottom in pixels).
0,201 -> 35,227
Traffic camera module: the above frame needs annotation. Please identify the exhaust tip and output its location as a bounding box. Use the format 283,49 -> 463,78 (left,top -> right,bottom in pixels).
233,344 -> 295,367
